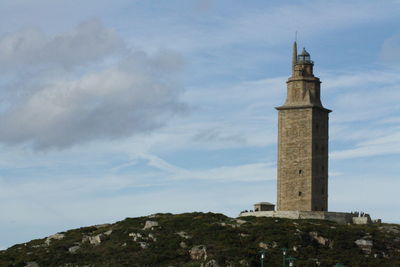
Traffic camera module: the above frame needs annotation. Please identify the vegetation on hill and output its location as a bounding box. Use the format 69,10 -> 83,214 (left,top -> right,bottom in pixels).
1,212 -> 399,266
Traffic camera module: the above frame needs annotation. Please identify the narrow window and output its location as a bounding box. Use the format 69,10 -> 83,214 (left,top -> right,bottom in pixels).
298,191 -> 302,196
298,169 -> 302,175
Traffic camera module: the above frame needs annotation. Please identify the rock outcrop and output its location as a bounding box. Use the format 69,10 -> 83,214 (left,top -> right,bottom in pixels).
309,231 -> 333,248
143,221 -> 158,230
189,245 -> 207,261
44,233 -> 65,246
355,239 -> 373,254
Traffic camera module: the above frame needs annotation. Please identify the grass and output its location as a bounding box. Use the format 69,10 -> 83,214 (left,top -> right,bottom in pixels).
1,212 -> 399,266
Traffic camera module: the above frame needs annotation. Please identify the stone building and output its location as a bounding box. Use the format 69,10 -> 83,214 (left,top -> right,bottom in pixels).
275,42 -> 331,211
239,42 -> 377,224
254,202 -> 275,212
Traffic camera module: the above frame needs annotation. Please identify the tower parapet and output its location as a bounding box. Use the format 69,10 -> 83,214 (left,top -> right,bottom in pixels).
281,46 -> 328,110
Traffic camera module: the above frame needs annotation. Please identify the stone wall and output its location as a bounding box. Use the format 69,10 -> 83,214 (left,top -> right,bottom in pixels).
239,211 -> 362,224
277,108 -> 314,211
311,108 -> 329,211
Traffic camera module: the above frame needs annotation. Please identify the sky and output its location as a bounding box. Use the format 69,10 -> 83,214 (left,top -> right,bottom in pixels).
0,0 -> 400,249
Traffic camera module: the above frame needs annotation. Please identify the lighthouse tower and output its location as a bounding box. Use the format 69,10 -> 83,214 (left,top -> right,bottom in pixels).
276,42 -> 331,211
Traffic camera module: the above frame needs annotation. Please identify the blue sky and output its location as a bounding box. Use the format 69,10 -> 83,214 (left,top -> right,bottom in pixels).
1,0 -> 400,249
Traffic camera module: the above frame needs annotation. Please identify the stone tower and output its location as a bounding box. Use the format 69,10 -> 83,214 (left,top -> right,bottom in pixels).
276,42 -> 331,211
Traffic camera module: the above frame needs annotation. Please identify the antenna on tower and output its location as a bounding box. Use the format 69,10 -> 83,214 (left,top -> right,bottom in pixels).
292,32 -> 298,75
295,30 -> 297,42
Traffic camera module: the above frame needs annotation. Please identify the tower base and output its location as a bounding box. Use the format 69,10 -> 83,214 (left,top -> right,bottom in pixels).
239,210 -> 376,224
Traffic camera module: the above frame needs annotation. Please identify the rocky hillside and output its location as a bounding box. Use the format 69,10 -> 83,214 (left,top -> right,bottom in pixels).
1,212 -> 400,266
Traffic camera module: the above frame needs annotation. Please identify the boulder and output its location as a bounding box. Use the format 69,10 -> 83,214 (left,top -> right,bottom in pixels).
143,221 -> 158,230
45,233 -> 65,246
129,232 -> 142,241
89,234 -> 103,245
355,239 -> 373,254
148,233 -> 157,241
235,219 -> 246,225
176,231 -> 191,239
68,245 -> 80,254
379,225 -> 400,234
202,259 -> 220,267
84,233 -> 107,246
309,231 -> 333,248
104,230 -> 112,236
139,242 -> 148,249
189,245 -> 207,261
239,259 -> 250,266
258,241 -> 278,249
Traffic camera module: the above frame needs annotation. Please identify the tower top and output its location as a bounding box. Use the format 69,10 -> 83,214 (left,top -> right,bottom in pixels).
280,42 -> 331,111
297,47 -> 313,64
290,44 -> 316,79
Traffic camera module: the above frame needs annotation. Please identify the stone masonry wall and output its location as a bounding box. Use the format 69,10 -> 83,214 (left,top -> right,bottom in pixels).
311,108 -> 329,211
277,108 -> 313,211
240,211 -> 356,224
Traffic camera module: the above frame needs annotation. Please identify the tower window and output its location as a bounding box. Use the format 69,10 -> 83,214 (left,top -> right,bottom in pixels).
298,169 -> 302,175
298,191 -> 302,196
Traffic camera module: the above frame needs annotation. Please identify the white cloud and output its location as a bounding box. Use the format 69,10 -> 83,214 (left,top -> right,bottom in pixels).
169,162 -> 275,182
117,153 -> 276,182
323,71 -> 400,92
0,19 -> 124,70
320,69 -> 400,159
0,20 -> 186,149
331,127 -> 400,159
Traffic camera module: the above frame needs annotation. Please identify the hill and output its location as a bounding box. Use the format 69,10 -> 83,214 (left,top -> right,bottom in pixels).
1,212 -> 399,266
